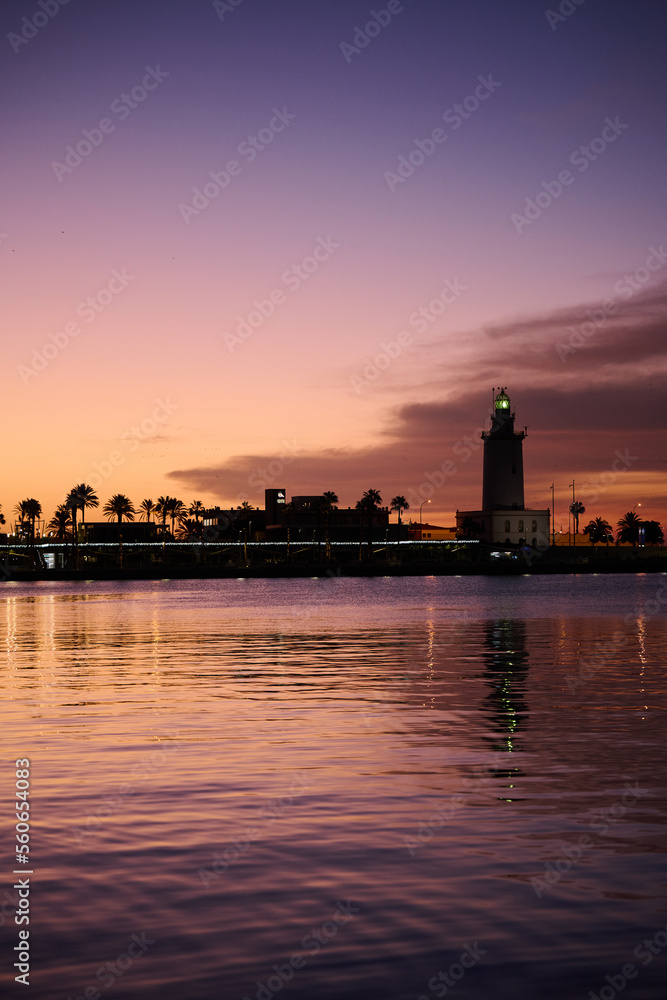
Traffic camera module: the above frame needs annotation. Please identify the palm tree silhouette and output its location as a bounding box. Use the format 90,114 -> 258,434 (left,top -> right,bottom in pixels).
617,510 -> 642,544
390,495 -> 410,525
139,499 -> 156,522
569,501 -> 585,535
71,483 -> 99,524
319,492 -> 338,559
155,496 -> 175,545
583,517 -> 614,544
47,504 -> 73,542
356,489 -> 382,558
642,520 -> 664,545
168,499 -> 186,536
14,499 -> 42,563
189,500 -> 205,522
102,494 -> 136,567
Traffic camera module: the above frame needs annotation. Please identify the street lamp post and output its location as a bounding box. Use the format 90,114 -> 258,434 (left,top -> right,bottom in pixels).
550,483 -> 555,547
419,499 -> 430,540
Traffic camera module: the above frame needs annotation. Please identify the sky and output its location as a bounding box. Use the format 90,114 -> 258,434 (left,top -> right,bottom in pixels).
2,0 -> 666,531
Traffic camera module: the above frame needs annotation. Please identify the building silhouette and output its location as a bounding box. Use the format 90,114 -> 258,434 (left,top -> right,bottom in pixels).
456,388 -> 550,547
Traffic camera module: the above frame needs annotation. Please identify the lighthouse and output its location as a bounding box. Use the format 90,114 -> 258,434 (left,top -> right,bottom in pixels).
456,388 -> 550,549
482,388 -> 525,510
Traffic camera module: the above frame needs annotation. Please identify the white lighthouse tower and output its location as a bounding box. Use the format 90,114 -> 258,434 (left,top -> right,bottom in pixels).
457,388 -> 550,548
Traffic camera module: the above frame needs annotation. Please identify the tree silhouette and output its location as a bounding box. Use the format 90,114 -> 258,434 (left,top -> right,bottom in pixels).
47,504 -> 73,542
102,495 -> 136,566
390,495 -> 410,524
14,499 -> 42,545
70,483 -> 99,523
583,517 -> 614,544
617,510 -> 642,544
139,499 -> 156,522
569,501 -> 585,534
355,489 -> 382,557
155,496 -> 176,541
641,520 -> 664,545
168,499 -> 186,535
189,500 -> 205,522
459,516 -> 483,540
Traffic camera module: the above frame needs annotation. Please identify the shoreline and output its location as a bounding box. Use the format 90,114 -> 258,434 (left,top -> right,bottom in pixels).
1,558 -> 665,582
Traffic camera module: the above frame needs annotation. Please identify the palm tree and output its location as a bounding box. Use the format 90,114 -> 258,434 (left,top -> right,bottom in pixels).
459,516 -> 483,540
139,499 -> 156,522
102,494 -> 136,567
155,496 -> 175,541
390,495 -> 410,524
176,517 -> 203,540
583,517 -> 614,545
319,492 -> 338,559
355,489 -> 382,558
569,501 -> 585,534
168,499 -> 186,536
14,499 -> 42,562
189,500 -> 205,522
15,499 -> 42,544
642,520 -> 664,545
47,504 -> 73,542
70,483 -> 99,524
617,510 -> 642,545
0,505 -> 5,528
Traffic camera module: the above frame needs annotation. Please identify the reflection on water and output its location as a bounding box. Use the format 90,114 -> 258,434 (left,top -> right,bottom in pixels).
0,576 -> 666,999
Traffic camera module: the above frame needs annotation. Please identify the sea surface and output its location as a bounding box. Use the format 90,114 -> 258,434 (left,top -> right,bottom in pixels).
1,574 -> 666,1000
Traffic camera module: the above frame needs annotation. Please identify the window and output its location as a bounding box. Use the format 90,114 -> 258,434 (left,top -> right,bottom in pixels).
505,537 -> 511,544
532,520 -> 537,532
518,520 -> 524,532
504,520 -> 510,532
532,537 -> 537,547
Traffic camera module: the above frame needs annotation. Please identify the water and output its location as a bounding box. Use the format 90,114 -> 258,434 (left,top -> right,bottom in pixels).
1,575 -> 666,1000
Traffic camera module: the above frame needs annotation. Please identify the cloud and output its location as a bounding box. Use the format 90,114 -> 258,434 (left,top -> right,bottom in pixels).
167,284 -> 667,518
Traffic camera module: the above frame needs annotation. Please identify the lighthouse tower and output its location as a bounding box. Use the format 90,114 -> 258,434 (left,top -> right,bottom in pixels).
482,388 -> 525,510
456,388 -> 550,549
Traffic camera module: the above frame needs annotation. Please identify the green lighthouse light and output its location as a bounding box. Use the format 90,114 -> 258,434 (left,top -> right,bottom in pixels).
495,389 -> 510,410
